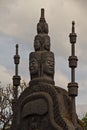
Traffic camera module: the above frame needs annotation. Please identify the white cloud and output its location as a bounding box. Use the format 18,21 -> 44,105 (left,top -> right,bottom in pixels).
55,68 -> 68,89
0,65 -> 12,86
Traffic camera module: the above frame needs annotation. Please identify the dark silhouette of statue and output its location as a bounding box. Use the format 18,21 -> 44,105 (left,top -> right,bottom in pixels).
11,9 -> 83,130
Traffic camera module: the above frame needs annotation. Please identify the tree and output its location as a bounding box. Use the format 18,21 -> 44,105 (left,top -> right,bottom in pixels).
0,81 -> 27,130
81,112 -> 87,130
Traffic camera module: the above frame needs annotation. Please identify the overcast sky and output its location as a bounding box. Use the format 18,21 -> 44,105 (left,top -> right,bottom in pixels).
0,0 -> 87,118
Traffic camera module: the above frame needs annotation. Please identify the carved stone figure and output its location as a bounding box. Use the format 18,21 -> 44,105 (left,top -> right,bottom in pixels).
11,8 -> 83,130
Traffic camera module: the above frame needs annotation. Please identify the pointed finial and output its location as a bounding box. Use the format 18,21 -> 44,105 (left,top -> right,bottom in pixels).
72,21 -> 75,33
14,44 -> 20,64
37,8 -> 48,34
39,8 -> 45,22
69,21 -> 77,44
13,44 -> 21,87
41,8 -> 44,18
16,44 -> 18,48
16,44 -> 18,55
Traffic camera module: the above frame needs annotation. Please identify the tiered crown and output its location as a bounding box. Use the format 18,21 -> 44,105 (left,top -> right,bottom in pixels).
29,8 -> 55,85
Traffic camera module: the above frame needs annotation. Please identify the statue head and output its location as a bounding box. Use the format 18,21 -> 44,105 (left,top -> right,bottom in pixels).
34,35 -> 50,51
42,52 -> 54,77
44,35 -> 50,51
29,52 -> 40,80
29,58 -> 38,74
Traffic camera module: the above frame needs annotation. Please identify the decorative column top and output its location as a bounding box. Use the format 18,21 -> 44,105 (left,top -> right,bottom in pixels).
69,21 -> 77,44
14,44 -> 20,65
13,44 -> 21,87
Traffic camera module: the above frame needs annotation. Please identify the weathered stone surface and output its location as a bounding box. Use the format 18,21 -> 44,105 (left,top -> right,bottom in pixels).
12,83 -> 83,130
29,51 -> 54,83
34,34 -> 50,51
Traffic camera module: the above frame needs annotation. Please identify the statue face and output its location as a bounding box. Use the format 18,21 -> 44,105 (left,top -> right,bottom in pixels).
34,39 -> 40,51
44,38 -> 50,51
29,58 -> 39,74
43,56 -> 54,75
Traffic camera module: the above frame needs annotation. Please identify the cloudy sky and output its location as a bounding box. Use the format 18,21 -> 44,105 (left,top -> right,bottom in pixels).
0,0 -> 87,118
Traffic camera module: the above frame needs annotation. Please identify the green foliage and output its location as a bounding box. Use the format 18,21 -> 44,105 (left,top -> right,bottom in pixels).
82,113 -> 87,130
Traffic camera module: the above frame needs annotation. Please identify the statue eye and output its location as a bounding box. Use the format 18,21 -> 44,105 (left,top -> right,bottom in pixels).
47,61 -> 50,63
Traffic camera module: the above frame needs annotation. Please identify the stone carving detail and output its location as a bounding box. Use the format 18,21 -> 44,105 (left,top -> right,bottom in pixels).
22,113 -> 53,130
43,35 -> 50,51
34,35 -> 41,51
29,51 -> 54,82
42,52 -> 54,80
37,9 -> 48,34
28,83 -> 68,130
29,52 -> 41,80
30,8 -> 53,82
34,35 -> 50,51
21,97 -> 49,130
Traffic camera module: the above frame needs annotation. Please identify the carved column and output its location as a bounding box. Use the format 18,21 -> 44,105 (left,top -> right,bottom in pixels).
12,44 -> 21,130
68,21 -> 78,129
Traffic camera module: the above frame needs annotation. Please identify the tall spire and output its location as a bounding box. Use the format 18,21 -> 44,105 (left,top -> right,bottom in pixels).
12,44 -> 21,130
40,8 -> 45,22
68,21 -> 78,129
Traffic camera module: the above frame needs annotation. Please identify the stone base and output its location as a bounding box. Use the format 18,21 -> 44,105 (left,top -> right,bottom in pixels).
11,83 -> 83,130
